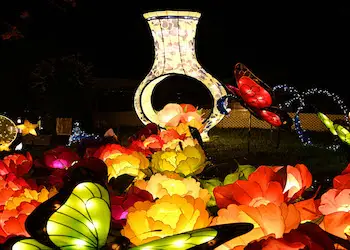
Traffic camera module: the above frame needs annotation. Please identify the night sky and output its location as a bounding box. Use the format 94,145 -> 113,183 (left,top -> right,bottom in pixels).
1,2 -> 349,109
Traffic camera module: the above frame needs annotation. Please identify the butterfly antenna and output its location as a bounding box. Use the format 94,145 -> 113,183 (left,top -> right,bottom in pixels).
129,229 -> 163,240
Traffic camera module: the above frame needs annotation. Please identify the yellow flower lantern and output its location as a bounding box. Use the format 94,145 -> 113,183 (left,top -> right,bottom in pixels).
162,137 -> 198,151
151,145 -> 206,176
105,151 -> 149,181
135,173 -> 210,203
121,194 -> 211,246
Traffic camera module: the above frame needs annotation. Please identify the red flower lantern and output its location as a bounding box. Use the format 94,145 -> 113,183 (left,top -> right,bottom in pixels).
242,223 -> 335,250
44,146 -> 79,169
333,163 -> 350,190
111,186 -> 153,228
0,152 -> 33,177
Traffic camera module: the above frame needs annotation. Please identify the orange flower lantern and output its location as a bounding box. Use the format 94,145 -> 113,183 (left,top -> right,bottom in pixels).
93,144 -> 131,161
272,164 -> 312,201
211,203 -> 301,249
0,186 -> 57,243
319,189 -> 350,215
214,166 -> 284,208
294,198 -> 322,222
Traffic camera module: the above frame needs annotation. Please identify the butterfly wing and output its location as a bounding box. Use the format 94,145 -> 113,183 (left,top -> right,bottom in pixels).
261,107 -> 293,130
46,182 -> 111,249
233,63 -> 273,109
317,112 -> 337,135
11,238 -> 52,250
129,223 -> 253,250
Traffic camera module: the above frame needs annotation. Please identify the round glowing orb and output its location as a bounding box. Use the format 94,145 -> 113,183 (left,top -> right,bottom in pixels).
0,115 -> 18,150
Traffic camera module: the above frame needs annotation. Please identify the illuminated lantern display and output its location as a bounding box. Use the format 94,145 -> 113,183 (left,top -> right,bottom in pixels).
0,115 -> 18,151
225,63 -> 293,130
134,10 -> 227,142
7,182 -> 111,250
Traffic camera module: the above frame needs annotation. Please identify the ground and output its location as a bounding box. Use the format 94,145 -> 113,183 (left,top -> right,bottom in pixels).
4,127 -> 348,188
116,127 -> 349,180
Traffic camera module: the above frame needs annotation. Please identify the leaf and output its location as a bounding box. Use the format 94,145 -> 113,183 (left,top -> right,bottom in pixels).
109,174 -> 135,195
223,172 -> 239,185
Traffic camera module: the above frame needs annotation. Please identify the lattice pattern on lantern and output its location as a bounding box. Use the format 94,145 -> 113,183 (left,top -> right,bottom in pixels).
134,10 -> 227,142
0,115 -> 18,150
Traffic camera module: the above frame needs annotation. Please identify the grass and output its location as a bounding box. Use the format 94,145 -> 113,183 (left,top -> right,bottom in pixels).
3,127 -> 348,184
117,127 -> 349,181
202,128 -> 349,179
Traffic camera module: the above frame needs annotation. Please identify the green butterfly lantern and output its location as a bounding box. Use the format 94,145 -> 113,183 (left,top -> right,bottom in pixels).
10,182 -> 110,250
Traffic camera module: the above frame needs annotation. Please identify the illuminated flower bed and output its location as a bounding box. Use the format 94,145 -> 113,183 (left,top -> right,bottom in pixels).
0,104 -> 349,249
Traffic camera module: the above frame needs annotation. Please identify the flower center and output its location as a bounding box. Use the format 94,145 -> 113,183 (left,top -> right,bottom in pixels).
160,180 -> 187,197
283,173 -> 302,196
337,204 -> 350,213
249,197 -> 270,207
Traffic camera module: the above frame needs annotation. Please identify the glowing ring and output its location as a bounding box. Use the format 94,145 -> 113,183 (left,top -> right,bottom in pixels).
134,11 -> 227,142
134,73 -> 227,142
294,88 -> 349,151
0,115 -> 18,149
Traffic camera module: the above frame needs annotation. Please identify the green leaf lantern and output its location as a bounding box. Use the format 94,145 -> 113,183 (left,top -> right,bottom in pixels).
200,178 -> 222,207
224,160 -> 255,185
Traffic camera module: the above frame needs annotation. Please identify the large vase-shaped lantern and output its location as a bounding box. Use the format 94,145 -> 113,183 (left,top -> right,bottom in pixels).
134,10 -> 227,141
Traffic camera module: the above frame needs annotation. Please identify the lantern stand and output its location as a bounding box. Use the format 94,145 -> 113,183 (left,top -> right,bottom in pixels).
247,113 -> 252,154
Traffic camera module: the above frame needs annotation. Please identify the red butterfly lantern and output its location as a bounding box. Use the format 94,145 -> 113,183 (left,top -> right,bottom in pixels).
226,63 -> 292,129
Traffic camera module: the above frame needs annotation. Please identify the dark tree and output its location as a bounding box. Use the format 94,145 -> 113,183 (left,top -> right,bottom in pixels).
29,54 -> 95,124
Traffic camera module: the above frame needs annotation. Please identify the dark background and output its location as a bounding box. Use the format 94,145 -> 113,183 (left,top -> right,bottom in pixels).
0,1 -> 349,114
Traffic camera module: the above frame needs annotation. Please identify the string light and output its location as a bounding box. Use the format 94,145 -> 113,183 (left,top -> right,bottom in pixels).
67,122 -> 100,146
272,84 -> 305,110
293,88 -> 349,151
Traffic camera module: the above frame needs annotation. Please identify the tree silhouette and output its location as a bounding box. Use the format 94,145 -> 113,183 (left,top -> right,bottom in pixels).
29,54 -> 95,119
